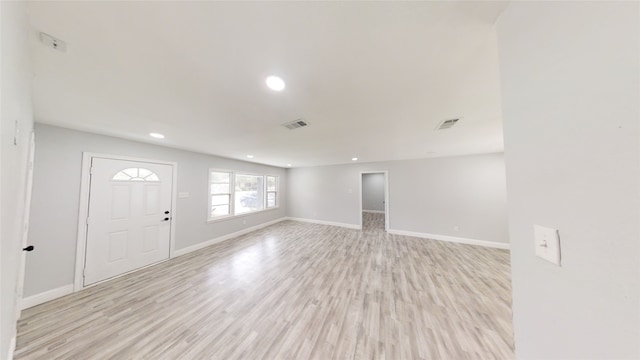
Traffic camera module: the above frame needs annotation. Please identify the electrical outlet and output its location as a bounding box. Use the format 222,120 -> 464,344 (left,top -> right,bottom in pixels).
534,225 -> 561,266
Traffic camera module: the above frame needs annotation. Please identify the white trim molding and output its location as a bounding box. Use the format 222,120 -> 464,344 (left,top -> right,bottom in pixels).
286,217 -> 361,230
20,284 -> 74,310
362,210 -> 385,214
7,335 -> 16,360
388,229 -> 510,249
173,217 -> 288,257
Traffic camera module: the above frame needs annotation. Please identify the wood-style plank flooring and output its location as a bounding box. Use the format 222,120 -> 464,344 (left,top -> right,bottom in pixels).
362,212 -> 385,231
16,217 -> 513,359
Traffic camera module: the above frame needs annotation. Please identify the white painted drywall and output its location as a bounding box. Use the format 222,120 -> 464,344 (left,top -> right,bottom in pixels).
287,153 -> 508,244
497,2 -> 639,358
362,173 -> 385,212
25,124 -> 287,298
1,2 -> 35,358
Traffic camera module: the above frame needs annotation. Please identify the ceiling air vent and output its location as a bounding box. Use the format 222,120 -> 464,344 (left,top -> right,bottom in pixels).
282,119 -> 308,130
436,118 -> 460,130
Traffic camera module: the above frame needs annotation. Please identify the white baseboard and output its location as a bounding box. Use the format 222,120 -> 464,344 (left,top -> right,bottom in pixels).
20,284 -> 74,310
363,210 -> 385,214
173,217 -> 287,257
286,217 -> 361,230
388,229 -> 510,249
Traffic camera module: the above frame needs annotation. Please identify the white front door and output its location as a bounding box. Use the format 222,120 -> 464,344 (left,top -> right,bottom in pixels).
84,158 -> 173,286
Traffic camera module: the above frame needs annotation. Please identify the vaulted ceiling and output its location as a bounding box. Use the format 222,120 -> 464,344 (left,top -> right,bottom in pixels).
28,1 -> 507,167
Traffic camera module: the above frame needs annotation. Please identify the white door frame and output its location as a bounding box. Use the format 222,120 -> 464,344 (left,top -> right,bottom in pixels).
16,131 -> 36,318
74,152 -> 178,292
359,171 -> 390,231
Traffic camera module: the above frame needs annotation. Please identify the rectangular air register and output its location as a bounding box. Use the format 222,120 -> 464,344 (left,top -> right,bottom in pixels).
282,119 -> 308,130
436,118 -> 459,130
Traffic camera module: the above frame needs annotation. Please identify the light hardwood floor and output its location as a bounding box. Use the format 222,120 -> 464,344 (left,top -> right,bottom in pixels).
15,218 -> 513,359
362,212 -> 385,231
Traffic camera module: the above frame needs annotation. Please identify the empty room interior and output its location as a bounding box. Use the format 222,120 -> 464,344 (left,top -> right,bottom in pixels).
1,1 -> 639,359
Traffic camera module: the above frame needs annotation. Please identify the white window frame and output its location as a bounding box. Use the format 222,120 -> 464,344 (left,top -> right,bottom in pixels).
266,175 -> 278,209
208,169 -> 234,221
207,169 -> 280,223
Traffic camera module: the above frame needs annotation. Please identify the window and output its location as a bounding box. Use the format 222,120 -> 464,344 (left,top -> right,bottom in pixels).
266,176 -> 277,208
113,168 -> 159,182
208,170 -> 279,221
210,171 -> 231,218
235,174 -> 264,214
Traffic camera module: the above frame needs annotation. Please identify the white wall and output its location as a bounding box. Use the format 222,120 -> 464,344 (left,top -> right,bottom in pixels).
362,173 -> 385,212
25,124 -> 287,298
497,2 -> 639,358
1,2 -> 35,358
287,153 -> 508,244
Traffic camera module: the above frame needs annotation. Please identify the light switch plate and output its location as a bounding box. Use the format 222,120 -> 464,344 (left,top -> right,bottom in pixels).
534,225 -> 561,266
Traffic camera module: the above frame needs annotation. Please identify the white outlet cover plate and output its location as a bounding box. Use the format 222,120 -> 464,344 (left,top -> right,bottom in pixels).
534,225 -> 561,266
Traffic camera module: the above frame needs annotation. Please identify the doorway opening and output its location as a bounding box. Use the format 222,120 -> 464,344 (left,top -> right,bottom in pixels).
359,171 -> 389,231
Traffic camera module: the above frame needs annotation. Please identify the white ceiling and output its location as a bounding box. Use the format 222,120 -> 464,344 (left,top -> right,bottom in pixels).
28,1 -> 507,168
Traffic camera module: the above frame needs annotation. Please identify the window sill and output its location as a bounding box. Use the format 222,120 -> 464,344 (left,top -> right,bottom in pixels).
206,206 -> 280,224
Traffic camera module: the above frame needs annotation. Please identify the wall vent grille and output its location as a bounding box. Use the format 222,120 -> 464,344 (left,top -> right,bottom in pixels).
436,118 -> 460,130
282,119 -> 308,130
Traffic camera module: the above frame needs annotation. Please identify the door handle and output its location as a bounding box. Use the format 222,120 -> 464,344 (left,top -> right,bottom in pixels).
164,211 -> 170,214
23,245 -> 34,252
162,217 -> 170,222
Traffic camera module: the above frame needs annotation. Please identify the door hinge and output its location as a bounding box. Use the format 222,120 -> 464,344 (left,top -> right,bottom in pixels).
82,268 -> 86,278
86,217 -> 90,225
89,166 -> 94,175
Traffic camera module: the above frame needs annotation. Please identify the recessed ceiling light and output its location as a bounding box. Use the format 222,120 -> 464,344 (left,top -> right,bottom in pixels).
149,133 -> 165,139
352,157 -> 358,161
266,76 -> 285,91
247,155 -> 254,159
287,164 -> 292,167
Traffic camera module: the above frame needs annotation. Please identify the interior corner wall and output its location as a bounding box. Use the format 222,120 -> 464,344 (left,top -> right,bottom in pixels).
25,124 -> 287,298
362,173 -> 385,212
497,2 -> 640,358
1,1 -> 35,359
287,153 -> 508,244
